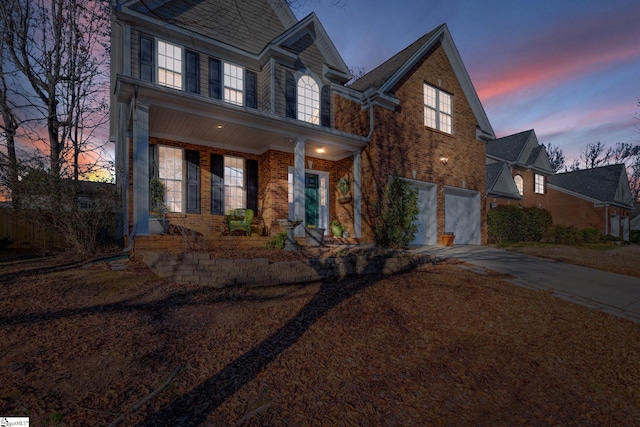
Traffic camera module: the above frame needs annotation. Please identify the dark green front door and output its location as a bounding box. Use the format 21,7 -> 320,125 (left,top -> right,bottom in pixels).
305,173 -> 319,227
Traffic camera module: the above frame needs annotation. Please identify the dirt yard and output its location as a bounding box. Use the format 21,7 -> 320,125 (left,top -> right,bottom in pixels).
1,246 -> 639,426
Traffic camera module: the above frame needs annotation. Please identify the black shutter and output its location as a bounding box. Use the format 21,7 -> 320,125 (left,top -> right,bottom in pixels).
210,154 -> 224,215
149,144 -> 158,178
245,70 -> 257,109
246,159 -> 258,213
209,58 -> 221,99
186,50 -> 200,94
139,35 -> 154,82
321,85 -> 331,127
285,71 -> 296,119
186,150 -> 200,213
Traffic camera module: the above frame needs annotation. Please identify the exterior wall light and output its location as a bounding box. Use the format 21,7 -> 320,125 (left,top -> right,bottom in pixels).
440,157 -> 449,165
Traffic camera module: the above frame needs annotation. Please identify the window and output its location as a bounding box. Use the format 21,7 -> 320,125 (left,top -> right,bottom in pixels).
157,40 -> 182,90
224,156 -> 245,210
514,175 -> 524,196
534,174 -> 545,194
424,83 -> 452,134
224,62 -> 243,105
297,75 -> 320,124
158,146 -> 183,212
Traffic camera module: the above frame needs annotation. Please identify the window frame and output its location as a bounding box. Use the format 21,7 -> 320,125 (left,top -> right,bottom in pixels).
157,39 -> 183,90
423,83 -> 453,134
223,155 -> 245,211
514,174 -> 524,196
158,145 -> 184,213
223,62 -> 244,106
297,75 -> 320,124
534,173 -> 545,194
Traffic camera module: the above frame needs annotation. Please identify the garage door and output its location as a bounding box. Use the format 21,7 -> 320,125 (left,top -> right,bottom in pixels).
445,187 -> 481,245
409,180 -> 437,245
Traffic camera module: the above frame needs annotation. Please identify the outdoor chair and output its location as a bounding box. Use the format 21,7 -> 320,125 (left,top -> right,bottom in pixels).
225,208 -> 254,236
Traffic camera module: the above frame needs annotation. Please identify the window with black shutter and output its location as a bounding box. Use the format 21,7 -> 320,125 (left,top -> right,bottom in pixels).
210,153 -> 224,214
245,70 -> 257,109
186,50 -> 200,94
209,58 -> 221,99
139,35 -> 154,82
285,71 -> 296,119
186,150 -> 200,213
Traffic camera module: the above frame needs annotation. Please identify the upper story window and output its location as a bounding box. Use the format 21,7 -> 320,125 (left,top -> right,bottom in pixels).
157,40 -> 182,90
139,36 -> 200,94
297,75 -> 320,124
224,63 -> 244,105
424,83 -> 452,134
514,174 -> 524,196
534,173 -> 545,194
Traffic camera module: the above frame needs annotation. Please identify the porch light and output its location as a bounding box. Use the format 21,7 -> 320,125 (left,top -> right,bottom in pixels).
440,157 -> 449,165
316,148 -> 325,154
217,125 -> 223,129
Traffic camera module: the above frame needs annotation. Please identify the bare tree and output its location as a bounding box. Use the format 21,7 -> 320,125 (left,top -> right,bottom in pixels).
544,142 -> 566,173
1,0 -> 110,182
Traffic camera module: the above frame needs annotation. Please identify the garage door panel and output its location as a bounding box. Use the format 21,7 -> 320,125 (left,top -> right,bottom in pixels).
445,188 -> 480,245
410,181 -> 436,245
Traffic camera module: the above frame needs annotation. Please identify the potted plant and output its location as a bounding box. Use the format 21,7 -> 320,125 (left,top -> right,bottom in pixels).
149,177 -> 170,234
304,224 -> 325,247
442,231 -> 455,246
337,176 -> 351,203
331,219 -> 345,237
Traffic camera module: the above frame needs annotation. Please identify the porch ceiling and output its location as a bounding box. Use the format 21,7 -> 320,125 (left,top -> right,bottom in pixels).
116,75 -> 368,161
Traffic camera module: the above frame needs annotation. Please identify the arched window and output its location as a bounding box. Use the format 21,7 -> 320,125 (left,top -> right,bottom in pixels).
514,174 -> 524,196
297,75 -> 319,124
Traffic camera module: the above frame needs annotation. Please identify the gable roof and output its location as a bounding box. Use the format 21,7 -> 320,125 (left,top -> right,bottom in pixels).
548,164 -> 634,209
349,24 -> 494,141
267,12 -> 351,82
486,161 -> 522,200
486,129 -> 553,174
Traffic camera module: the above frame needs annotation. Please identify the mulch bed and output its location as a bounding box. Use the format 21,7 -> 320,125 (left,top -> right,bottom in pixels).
1,250 -> 639,425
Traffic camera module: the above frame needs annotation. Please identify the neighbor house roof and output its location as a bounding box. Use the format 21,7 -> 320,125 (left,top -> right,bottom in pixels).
486,129 -> 553,175
349,23 -> 494,141
548,164 -> 634,209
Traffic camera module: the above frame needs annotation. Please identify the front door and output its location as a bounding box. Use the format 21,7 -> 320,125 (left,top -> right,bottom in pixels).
305,173 -> 319,227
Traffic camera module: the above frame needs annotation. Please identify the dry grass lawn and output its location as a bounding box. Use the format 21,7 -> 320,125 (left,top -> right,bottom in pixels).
0,247 -> 639,426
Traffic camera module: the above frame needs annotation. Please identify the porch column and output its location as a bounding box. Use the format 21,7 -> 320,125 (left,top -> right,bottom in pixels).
353,149 -> 362,238
294,138 -> 306,237
133,101 -> 150,235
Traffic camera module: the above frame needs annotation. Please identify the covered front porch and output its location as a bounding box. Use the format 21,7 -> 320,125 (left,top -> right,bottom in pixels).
114,76 -> 368,247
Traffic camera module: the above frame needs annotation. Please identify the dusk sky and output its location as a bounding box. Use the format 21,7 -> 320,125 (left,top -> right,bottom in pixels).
292,0 -> 640,162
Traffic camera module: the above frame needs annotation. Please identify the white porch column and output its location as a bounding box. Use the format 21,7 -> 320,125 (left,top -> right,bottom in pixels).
353,149 -> 362,238
133,102 -> 150,235
294,138 -> 306,237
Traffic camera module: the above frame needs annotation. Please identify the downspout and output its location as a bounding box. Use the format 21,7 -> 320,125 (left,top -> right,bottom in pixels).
605,203 -> 609,236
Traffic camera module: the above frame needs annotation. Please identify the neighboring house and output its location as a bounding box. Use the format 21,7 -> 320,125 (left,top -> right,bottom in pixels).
110,0 -> 493,246
485,129 -> 553,210
548,164 -> 634,239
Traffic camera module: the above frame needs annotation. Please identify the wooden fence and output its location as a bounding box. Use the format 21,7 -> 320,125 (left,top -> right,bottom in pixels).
0,208 -> 67,249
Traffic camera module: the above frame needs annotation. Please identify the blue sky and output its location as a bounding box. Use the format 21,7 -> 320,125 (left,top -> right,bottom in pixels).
292,0 -> 640,162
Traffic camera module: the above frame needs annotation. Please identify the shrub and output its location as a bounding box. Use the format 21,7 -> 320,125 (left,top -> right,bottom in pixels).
266,232 -> 287,249
550,225 -> 584,245
581,227 -> 601,243
630,230 -> 640,244
0,235 -> 13,250
522,207 -> 552,242
374,176 -> 418,248
487,205 -> 525,243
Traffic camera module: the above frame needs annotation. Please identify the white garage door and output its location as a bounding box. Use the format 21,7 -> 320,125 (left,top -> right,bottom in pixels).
409,180 -> 437,245
445,187 -> 481,245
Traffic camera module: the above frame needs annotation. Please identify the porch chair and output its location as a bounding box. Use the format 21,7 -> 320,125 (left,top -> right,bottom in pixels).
225,208 -> 254,236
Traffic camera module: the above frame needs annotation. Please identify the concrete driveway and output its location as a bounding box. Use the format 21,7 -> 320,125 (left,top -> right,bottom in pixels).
413,245 -> 640,323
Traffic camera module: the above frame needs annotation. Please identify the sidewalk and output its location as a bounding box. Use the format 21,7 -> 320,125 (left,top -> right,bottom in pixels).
414,245 -> 640,323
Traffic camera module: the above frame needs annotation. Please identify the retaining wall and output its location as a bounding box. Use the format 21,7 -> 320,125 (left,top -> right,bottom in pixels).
142,251 -> 432,288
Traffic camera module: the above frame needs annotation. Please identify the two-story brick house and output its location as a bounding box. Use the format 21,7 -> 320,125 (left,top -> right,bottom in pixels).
485,129 -> 553,210
110,0 -> 493,247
